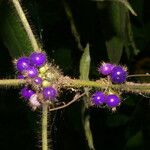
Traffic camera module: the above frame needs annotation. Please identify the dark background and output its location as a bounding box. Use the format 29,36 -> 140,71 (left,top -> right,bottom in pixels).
0,0 -> 150,150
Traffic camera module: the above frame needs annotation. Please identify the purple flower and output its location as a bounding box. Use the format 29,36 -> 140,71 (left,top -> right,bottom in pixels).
91,91 -> 105,105
30,52 -> 47,67
98,63 -> 115,75
16,57 -> 30,72
105,94 -> 120,108
110,66 -> 127,84
25,66 -> 38,78
43,87 -> 57,100
21,87 -> 35,100
34,77 -> 42,85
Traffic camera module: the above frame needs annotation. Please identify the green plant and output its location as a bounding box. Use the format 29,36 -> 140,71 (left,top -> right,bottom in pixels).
0,0 -> 149,150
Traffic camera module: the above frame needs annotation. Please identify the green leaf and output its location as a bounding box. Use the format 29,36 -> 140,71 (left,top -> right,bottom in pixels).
110,2 -> 127,36
106,37 -> 124,64
124,13 -> 139,58
106,113 -> 129,127
97,0 -> 138,60
105,2 -> 127,63
80,43 -> 90,80
94,0 -> 137,16
126,130 -> 143,148
0,1 -> 36,58
52,47 -> 73,74
79,43 -> 95,150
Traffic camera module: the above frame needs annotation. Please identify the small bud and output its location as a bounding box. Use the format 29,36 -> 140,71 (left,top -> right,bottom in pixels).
46,72 -> 55,81
39,64 -> 49,74
34,77 -> 42,85
42,80 -> 50,87
29,94 -> 41,110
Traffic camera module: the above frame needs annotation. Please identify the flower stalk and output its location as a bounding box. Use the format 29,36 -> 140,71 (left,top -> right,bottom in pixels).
42,103 -> 48,150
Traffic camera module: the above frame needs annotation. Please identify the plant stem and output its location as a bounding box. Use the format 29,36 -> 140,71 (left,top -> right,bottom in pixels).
42,103 -> 48,150
84,115 -> 95,150
60,78 -> 150,94
11,1 -> 48,150
0,79 -> 25,87
12,0 -> 40,51
0,78 -> 149,94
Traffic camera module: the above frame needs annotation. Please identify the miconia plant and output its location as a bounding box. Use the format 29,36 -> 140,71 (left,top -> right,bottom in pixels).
0,0 -> 149,150
13,52 -> 150,150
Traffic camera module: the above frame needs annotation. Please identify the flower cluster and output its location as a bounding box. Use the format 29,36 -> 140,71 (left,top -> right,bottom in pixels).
16,52 -> 59,110
91,91 -> 120,109
91,62 -> 128,110
98,62 -> 127,84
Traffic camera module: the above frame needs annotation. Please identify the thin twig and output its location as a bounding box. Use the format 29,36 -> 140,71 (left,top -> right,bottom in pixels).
49,93 -> 86,111
127,74 -> 150,78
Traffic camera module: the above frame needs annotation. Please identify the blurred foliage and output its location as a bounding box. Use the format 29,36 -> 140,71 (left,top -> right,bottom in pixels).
0,0 -> 149,150
0,1 -> 35,58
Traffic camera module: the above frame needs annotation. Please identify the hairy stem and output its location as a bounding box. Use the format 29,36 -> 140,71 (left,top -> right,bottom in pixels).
0,79 -> 25,87
10,1 -> 48,150
42,103 -> 48,150
0,78 -> 149,94
12,0 -> 40,51
61,78 -> 150,94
